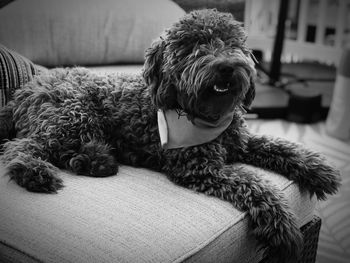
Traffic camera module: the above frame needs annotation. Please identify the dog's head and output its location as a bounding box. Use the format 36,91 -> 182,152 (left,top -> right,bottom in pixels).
143,9 -> 256,122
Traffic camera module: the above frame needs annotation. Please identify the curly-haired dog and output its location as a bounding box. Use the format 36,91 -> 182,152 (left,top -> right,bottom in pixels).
0,9 -> 340,262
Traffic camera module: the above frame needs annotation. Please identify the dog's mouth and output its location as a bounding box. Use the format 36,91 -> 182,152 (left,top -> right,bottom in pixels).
210,81 -> 237,95
195,81 -> 239,121
213,84 -> 229,93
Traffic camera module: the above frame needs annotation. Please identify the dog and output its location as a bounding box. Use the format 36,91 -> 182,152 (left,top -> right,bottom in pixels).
0,9 -> 341,262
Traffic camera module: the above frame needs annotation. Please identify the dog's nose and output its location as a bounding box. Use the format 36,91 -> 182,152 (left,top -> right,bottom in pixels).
217,64 -> 234,77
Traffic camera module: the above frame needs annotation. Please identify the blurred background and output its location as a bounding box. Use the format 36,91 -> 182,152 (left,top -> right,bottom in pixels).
0,0 -> 349,262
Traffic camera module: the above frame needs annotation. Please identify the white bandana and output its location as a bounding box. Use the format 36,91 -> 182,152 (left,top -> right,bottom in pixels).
157,109 -> 234,149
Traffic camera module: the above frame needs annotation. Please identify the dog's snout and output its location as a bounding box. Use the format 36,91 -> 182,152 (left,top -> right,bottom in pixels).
217,64 -> 234,78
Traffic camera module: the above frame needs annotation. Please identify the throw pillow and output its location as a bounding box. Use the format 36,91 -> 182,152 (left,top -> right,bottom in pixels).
0,0 -> 185,67
0,44 -> 47,107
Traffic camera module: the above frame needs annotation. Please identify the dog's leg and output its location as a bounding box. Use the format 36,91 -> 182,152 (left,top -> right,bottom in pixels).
64,140 -> 118,177
238,134 -> 341,200
164,146 -> 302,263
0,138 -> 63,193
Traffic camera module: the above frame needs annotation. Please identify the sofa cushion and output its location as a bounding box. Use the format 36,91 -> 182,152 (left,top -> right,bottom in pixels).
0,0 -> 185,67
0,163 -> 316,263
0,44 -> 47,108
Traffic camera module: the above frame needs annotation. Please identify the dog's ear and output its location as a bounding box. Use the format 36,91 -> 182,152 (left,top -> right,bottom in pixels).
143,39 -> 178,109
242,77 -> 255,109
143,38 -> 165,88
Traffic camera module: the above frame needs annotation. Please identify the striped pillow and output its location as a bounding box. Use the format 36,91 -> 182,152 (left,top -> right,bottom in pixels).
0,44 -> 46,107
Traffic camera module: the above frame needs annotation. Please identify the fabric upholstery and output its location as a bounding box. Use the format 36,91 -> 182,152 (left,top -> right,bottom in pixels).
0,44 -> 46,107
0,0 -> 185,66
0,163 -> 316,263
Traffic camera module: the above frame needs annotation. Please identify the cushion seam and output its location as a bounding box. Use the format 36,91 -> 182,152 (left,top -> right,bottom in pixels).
0,238 -> 43,263
172,212 -> 248,263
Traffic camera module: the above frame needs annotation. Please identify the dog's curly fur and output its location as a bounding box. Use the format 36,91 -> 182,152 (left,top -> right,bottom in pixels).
0,9 -> 341,262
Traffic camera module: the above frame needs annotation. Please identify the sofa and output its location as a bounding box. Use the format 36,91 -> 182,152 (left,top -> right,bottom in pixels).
0,0 -> 321,262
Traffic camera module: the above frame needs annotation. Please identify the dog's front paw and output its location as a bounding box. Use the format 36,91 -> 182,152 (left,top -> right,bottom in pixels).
69,154 -> 91,175
69,153 -> 118,177
26,167 -> 64,193
301,156 -> 341,200
263,232 -> 302,263
252,206 -> 303,263
90,154 -> 118,177
7,161 -> 63,193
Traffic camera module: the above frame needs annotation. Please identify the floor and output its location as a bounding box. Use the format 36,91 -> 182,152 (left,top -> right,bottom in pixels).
247,119 -> 350,263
